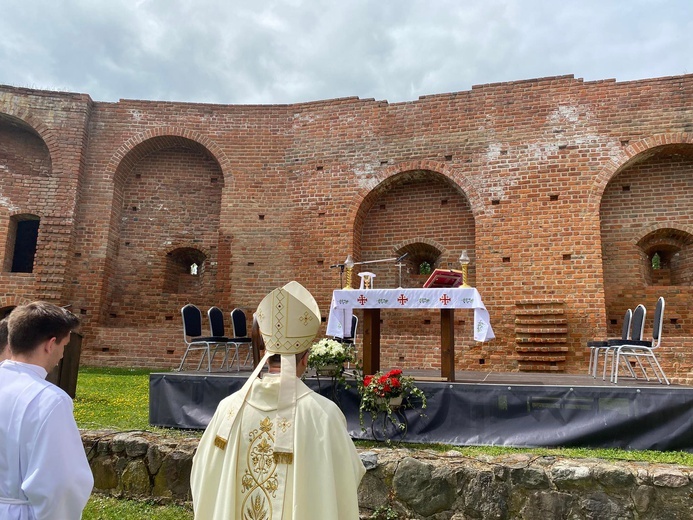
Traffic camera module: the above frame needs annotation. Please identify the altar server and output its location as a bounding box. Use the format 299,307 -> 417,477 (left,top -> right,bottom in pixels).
0,302 -> 93,520
191,281 -> 365,519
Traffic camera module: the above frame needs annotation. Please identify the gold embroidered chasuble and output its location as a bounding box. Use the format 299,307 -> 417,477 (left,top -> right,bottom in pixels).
191,375 -> 365,520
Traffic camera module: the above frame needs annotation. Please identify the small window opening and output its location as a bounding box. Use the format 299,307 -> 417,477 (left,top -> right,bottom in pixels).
163,247 -> 206,293
6,216 -> 40,273
638,229 -> 693,287
395,242 -> 444,286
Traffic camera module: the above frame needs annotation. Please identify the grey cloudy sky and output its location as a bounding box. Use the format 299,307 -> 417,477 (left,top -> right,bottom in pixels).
1,0 -> 691,105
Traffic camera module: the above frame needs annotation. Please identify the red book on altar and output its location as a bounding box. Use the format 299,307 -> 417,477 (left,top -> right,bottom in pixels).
422,268 -> 464,288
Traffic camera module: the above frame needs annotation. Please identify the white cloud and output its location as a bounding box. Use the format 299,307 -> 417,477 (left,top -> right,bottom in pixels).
0,0 -> 690,104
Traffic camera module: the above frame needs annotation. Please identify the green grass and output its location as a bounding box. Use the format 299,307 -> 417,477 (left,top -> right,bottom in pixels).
74,367 -> 196,437
371,442 -> 693,466
75,367 -> 159,431
82,495 -> 192,520
74,367 -> 693,517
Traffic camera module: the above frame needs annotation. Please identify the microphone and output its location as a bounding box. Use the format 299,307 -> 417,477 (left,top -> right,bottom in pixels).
395,252 -> 409,263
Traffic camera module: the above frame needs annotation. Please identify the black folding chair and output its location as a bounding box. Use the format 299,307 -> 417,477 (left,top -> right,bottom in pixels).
178,304 -> 226,372
602,304 -> 646,381
587,308 -> 631,378
228,308 -> 253,371
612,297 -> 669,385
207,306 -> 236,371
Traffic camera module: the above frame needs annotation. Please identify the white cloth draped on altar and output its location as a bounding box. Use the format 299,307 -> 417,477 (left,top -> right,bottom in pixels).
326,287 -> 495,342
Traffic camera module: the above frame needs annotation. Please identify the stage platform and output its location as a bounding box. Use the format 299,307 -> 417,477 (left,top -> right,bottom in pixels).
149,369 -> 693,452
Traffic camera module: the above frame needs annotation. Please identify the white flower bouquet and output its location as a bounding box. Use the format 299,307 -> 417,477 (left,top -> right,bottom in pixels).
308,338 -> 354,370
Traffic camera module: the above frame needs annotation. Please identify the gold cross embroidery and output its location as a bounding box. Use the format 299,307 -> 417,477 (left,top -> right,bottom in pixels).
276,415 -> 291,433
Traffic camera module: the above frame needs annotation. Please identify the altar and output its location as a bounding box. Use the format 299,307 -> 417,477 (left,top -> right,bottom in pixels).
326,287 -> 495,381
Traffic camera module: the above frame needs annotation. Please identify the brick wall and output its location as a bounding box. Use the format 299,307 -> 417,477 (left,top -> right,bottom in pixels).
0,74 -> 692,381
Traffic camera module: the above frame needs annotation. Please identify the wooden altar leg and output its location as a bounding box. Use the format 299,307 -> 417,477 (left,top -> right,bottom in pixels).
362,308 -> 380,375
441,308 -> 455,382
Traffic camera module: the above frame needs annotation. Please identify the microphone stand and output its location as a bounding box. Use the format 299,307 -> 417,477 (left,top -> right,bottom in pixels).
329,263 -> 346,289
352,257 -> 398,266
329,257 -> 398,289
330,253 -> 408,289
395,262 -> 406,288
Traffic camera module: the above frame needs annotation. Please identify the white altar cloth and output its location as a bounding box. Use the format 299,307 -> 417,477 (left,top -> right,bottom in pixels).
326,287 -> 495,342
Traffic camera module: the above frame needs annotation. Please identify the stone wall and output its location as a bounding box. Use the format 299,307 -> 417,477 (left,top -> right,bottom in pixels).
83,430 -> 693,519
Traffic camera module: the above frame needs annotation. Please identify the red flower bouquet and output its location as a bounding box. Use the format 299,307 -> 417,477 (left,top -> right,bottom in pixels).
359,369 -> 427,434
363,369 -> 405,398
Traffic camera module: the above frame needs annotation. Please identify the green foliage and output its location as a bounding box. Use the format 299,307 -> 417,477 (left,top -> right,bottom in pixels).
418,261 -> 432,275
83,495 -> 193,520
77,369 -> 197,518
370,503 -> 400,520
652,252 -> 661,269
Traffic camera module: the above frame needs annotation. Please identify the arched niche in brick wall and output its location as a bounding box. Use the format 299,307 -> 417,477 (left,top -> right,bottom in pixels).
636,228 -> 693,287
107,136 -> 224,325
0,113 -> 52,178
599,142 -> 693,336
0,115 -> 51,277
355,169 -> 475,289
352,169 -> 476,370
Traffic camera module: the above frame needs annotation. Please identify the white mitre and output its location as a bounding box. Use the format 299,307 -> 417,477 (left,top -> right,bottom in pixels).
256,280 -> 321,355
213,281 -> 321,464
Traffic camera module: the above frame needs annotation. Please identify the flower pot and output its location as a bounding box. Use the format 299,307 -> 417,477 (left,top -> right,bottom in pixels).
316,364 -> 342,377
376,396 -> 403,410
389,396 -> 403,409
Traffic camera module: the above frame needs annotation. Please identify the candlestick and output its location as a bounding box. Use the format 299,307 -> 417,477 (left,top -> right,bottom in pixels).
459,250 -> 470,288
